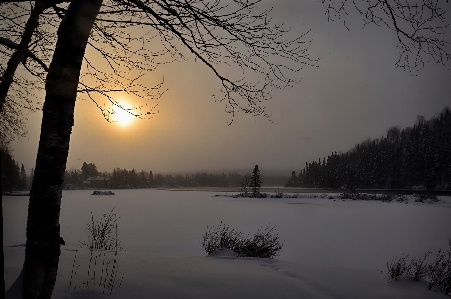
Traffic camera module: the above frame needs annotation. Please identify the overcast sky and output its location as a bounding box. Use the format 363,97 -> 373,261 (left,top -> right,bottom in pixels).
11,0 -> 451,175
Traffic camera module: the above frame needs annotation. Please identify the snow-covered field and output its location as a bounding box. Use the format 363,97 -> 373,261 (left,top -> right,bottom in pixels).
4,189 -> 451,298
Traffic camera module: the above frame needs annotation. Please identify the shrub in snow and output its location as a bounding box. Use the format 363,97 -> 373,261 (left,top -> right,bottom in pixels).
408,252 -> 431,281
80,207 -> 122,251
388,240 -> 451,295
387,254 -> 410,281
67,249 -> 124,294
72,208 -> 124,294
427,241 -> 451,293
232,225 -> 283,258
271,190 -> 285,198
339,193 -> 386,201
202,221 -> 242,254
339,192 -> 442,204
202,222 -> 283,258
413,194 -> 439,203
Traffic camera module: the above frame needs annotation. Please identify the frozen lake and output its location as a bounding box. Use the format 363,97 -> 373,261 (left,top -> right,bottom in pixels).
4,189 -> 451,297
5,189 -> 451,266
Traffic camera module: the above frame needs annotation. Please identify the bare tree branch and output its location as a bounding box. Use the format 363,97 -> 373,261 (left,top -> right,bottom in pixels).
0,1 -> 50,112
0,37 -> 49,72
322,0 -> 450,71
106,0 -> 317,118
0,0 -> 69,4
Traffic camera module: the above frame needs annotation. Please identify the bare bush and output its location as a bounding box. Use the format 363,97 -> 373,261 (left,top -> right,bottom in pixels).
387,254 -> 410,281
387,240 -> 451,295
80,208 -> 122,251
202,221 -> 242,254
234,225 -> 284,259
202,222 -> 283,258
408,252 -> 431,281
413,194 -> 439,203
427,241 -> 451,293
67,250 -> 124,294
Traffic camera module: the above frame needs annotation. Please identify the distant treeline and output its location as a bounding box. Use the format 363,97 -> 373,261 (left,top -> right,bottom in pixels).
112,171 -> 287,189
64,163 -> 288,189
286,107 -> 451,190
1,146 -> 29,191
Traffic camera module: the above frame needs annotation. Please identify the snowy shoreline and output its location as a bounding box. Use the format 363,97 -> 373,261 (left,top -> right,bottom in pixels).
164,186 -> 451,195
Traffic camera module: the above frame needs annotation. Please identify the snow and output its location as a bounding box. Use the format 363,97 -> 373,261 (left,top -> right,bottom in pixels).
4,189 -> 451,298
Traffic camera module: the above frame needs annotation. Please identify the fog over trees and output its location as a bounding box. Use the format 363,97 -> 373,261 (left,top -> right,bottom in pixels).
286,107 -> 451,191
64,164 -> 287,189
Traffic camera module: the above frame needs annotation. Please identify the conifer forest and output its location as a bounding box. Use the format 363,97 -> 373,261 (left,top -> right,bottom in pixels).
286,107 -> 451,190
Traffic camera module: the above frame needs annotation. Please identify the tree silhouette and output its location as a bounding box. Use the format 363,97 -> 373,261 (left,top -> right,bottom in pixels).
249,165 -> 261,197
22,1 -> 101,297
10,0 -> 314,297
322,0 -> 450,71
81,162 -> 99,179
0,1 -> 55,143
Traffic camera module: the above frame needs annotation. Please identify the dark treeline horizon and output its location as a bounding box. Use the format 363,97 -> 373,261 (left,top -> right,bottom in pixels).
64,164 -> 289,189
286,106 -> 451,191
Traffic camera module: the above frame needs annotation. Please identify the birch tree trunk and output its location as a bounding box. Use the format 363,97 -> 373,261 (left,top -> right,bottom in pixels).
23,0 -> 102,298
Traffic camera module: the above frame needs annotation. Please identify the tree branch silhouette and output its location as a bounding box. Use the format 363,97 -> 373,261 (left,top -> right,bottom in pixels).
322,0 -> 450,71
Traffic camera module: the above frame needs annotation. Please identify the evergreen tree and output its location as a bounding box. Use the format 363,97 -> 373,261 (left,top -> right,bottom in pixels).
29,168 -> 34,189
140,170 -> 146,188
81,162 -> 98,179
0,145 -> 21,191
249,165 -> 262,197
149,171 -> 154,187
112,169 -> 117,189
20,164 -> 27,190
130,169 -> 138,188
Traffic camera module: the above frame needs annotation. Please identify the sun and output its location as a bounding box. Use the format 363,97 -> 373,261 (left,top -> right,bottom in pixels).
112,102 -> 135,126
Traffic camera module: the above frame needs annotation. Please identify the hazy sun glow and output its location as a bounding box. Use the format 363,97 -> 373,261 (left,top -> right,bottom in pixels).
112,102 -> 134,126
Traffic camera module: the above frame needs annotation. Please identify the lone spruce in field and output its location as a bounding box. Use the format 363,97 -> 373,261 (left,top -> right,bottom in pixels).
250,165 -> 262,198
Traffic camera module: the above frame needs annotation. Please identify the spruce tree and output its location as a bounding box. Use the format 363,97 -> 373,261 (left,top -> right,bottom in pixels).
149,171 -> 154,187
249,165 -> 262,197
20,164 -> 27,190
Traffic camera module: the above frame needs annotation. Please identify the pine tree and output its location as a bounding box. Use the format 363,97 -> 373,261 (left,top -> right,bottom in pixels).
140,170 -> 146,188
0,146 -> 21,191
249,165 -> 262,197
149,171 -> 154,187
20,164 -> 27,190
112,169 -> 117,189
29,168 -> 34,189
81,162 -> 98,179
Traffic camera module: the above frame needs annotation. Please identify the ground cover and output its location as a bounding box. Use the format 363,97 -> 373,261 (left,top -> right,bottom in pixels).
4,189 -> 451,298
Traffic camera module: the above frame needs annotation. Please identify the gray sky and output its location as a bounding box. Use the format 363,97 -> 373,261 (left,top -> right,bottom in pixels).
11,0 -> 451,175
